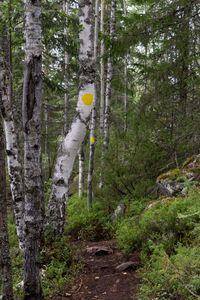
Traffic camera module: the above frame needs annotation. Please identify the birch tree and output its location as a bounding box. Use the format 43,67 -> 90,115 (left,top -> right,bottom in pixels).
0,91 -> 13,300
23,0 -> 43,298
0,0 -> 24,249
78,145 -> 84,197
46,0 -> 95,235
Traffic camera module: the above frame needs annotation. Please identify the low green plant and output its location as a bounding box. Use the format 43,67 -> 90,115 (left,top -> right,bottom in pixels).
139,245 -> 200,300
66,195 -> 114,241
41,236 -> 81,297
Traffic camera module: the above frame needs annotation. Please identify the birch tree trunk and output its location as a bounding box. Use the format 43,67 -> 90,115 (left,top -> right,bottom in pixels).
103,0 -> 116,148
23,0 -> 43,298
0,1 -> 24,249
46,0 -> 95,235
87,0 -> 99,208
0,115 -> 13,300
78,145 -> 84,197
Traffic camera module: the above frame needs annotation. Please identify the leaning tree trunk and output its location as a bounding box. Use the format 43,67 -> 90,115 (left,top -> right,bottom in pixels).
87,0 -> 99,208
0,0 -> 24,249
103,0 -> 116,149
0,112 -> 13,300
23,0 -> 43,299
46,0 -> 95,235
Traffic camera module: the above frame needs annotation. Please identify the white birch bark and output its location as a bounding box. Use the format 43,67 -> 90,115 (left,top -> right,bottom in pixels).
103,0 -> 116,148
46,0 -> 95,235
87,0 -> 99,208
23,0 -> 43,298
78,145 -> 84,197
0,3 -> 24,249
0,106 -> 13,300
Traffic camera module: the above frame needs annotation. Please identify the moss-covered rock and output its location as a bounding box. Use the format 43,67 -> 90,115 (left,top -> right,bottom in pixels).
157,154 -> 200,197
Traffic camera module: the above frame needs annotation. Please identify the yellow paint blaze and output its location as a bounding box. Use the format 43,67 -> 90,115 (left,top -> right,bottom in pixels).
90,136 -> 95,144
82,93 -> 93,106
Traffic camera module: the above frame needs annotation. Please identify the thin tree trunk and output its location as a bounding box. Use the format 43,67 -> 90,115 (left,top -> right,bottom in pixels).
78,145 -> 84,197
103,0 -> 116,149
98,0 -> 105,189
0,114 -> 13,300
23,0 -> 43,299
100,0 -> 105,136
0,1 -> 24,249
87,0 -> 99,208
46,0 -> 95,235
123,0 -> 128,133
63,0 -> 70,135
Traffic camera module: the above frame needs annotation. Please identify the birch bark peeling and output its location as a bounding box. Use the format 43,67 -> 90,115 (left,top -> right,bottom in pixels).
0,4 -> 24,249
23,0 -> 43,299
46,0 -> 95,235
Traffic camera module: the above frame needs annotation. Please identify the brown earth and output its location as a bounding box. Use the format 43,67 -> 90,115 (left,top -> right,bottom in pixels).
49,240 -> 140,300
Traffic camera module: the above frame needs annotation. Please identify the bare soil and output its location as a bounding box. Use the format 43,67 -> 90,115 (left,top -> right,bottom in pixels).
49,240 -> 140,300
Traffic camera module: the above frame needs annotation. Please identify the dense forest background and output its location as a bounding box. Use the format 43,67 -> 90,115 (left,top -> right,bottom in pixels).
0,0 -> 200,299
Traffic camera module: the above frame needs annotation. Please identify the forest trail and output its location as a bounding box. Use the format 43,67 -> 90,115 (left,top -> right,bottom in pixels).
52,240 -> 140,300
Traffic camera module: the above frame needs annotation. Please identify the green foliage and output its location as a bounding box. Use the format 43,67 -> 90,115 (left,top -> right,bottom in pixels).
115,218 -> 142,255
139,245 -> 200,300
116,189 -> 200,256
41,237 -> 81,297
116,188 -> 200,299
2,212 -> 81,298
66,195 -> 114,241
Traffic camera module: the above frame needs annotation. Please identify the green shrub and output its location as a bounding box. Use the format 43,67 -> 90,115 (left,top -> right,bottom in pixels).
41,236 -> 81,297
116,189 -> 200,256
139,245 -> 200,300
66,195 -> 114,241
115,218 -> 142,255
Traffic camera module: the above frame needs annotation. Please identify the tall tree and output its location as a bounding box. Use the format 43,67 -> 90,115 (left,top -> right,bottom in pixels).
0,115 -> 13,300
23,0 -> 43,298
103,0 -> 116,149
0,0 -> 24,249
63,0 -> 70,135
87,0 -> 99,208
46,0 -> 95,235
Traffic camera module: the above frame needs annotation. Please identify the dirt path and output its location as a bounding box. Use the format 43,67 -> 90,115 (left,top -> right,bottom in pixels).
66,240 -> 140,300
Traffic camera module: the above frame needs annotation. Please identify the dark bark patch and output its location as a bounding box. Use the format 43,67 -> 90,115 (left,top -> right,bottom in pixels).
6,149 -> 13,156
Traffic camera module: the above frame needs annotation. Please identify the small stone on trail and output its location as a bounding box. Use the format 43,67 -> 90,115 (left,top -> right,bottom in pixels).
116,261 -> 140,272
95,276 -> 100,280
65,293 -> 72,297
86,246 -> 113,256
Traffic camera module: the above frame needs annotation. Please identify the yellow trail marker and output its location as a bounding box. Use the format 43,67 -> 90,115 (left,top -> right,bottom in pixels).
82,93 -> 93,106
90,136 -> 95,144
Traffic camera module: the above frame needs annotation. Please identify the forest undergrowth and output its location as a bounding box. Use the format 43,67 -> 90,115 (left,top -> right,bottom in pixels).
5,181 -> 200,299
